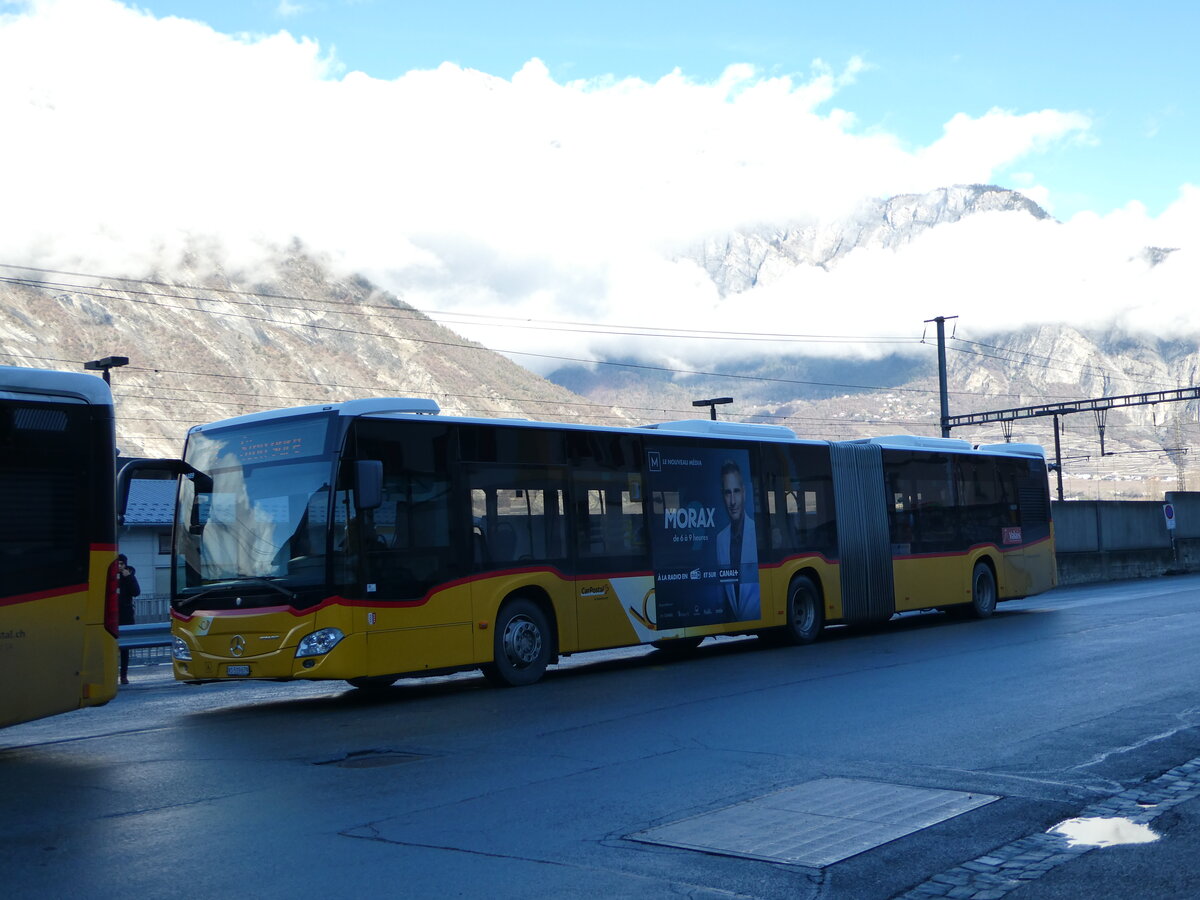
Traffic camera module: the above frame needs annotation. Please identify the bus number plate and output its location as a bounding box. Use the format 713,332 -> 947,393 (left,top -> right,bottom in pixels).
226,665 -> 251,677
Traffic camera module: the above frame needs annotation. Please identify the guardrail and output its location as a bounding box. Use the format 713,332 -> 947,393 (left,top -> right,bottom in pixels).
119,622 -> 172,649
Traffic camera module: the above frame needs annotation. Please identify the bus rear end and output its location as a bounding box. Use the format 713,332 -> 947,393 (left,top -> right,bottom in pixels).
1,366 -> 118,728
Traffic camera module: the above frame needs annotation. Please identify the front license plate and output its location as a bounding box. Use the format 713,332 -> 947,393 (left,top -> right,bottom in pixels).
226,665 -> 251,677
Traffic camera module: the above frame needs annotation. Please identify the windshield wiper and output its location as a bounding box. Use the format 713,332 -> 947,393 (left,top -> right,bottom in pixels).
181,577 -> 296,604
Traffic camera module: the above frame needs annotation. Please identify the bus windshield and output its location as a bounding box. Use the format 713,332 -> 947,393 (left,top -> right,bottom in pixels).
175,413 -> 335,603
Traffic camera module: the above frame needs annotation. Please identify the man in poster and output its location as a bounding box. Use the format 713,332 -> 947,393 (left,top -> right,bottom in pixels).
715,459 -> 761,622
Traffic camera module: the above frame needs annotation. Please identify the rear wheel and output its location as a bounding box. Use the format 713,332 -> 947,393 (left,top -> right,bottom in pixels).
770,575 -> 823,645
482,598 -> 552,687
968,562 -> 997,619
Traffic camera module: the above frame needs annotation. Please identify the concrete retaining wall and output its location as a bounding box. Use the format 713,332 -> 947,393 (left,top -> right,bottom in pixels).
1053,492 -> 1198,585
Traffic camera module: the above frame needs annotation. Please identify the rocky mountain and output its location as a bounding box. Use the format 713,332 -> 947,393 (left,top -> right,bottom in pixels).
0,253 -> 633,459
695,184 -> 1051,294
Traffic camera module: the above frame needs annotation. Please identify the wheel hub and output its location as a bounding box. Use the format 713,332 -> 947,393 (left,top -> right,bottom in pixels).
502,616 -> 542,667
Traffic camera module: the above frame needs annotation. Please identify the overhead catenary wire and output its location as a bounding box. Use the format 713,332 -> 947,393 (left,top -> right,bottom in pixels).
4,263 -> 1198,474
10,261 -> 1183,400
3,261 -> 1191,391
0,269 -> 1144,404
0,268 -> 920,345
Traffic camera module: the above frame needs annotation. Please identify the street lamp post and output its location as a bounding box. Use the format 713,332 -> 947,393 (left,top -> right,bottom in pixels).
692,397 -> 733,421
84,356 -> 129,385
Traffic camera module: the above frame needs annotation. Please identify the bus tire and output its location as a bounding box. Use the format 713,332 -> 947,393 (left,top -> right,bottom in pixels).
483,597 -> 551,687
782,575 -> 824,645
969,562 -> 997,619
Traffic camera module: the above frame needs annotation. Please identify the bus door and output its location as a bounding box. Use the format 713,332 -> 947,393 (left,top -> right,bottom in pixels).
995,457 -> 1054,595
829,442 -> 895,624
345,421 -> 474,673
567,434 -> 653,650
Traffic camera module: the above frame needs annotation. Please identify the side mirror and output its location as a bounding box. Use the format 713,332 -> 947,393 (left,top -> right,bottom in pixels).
354,460 -> 383,511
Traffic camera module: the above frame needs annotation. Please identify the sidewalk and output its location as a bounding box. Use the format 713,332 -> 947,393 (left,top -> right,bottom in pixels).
1009,791 -> 1200,898
898,757 -> 1200,899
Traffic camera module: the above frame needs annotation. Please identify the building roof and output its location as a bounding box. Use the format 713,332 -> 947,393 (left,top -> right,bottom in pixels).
124,479 -> 176,527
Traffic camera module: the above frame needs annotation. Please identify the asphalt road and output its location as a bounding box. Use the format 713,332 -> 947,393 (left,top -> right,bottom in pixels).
3,574 -> 1200,899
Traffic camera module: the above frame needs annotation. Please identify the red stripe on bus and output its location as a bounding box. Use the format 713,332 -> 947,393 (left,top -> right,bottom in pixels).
761,552 -> 838,570
889,538 -> 1046,562
173,564 -> 663,619
0,583 -> 88,608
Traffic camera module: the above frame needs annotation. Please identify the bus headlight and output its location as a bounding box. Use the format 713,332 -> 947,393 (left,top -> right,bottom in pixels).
296,627 -> 345,658
172,637 -> 192,661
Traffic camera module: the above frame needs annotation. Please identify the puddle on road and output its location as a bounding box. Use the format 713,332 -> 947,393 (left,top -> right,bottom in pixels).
1049,816 -> 1160,848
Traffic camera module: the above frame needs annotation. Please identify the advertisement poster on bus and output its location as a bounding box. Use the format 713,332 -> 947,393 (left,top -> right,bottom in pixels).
644,443 -> 761,628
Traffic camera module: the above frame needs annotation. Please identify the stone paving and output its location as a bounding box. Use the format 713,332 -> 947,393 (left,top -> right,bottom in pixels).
893,757 -> 1200,899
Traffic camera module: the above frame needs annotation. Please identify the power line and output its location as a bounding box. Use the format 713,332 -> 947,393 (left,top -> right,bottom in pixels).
1,282 -> 956,396
6,264 -> 1195,434
0,267 -> 923,346
9,263 -> 1170,402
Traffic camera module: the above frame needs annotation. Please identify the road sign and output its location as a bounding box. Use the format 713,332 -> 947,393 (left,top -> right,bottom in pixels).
1164,503 -> 1177,530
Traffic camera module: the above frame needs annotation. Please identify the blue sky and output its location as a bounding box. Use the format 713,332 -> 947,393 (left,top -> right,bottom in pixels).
135,0 -> 1197,220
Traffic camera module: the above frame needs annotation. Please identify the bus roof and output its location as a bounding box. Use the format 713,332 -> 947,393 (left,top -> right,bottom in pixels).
188,397 -> 441,434
190,397 -> 811,443
862,435 -> 975,452
186,398 -> 1045,459
862,434 -> 1047,459
0,365 -> 112,406
974,442 -> 1047,459
638,419 -> 799,440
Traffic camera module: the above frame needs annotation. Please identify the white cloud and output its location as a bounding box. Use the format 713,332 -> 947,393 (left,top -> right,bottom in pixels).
3,0 -> 1189,373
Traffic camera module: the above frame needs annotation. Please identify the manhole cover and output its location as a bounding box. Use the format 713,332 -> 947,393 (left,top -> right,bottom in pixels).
314,750 -> 428,769
631,777 -> 998,868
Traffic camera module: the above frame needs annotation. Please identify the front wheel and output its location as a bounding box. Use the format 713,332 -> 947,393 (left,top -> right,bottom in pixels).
482,598 -> 552,687
968,562 -> 997,619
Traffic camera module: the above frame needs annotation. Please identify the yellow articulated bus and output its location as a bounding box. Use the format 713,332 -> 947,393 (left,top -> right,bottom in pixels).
1,366 -> 119,727
158,399 -> 1056,689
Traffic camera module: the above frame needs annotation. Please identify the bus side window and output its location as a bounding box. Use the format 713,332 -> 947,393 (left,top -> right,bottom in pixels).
767,444 -> 836,558
468,469 -> 568,566
567,434 -> 648,565
955,456 -> 1004,546
885,451 -> 953,552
